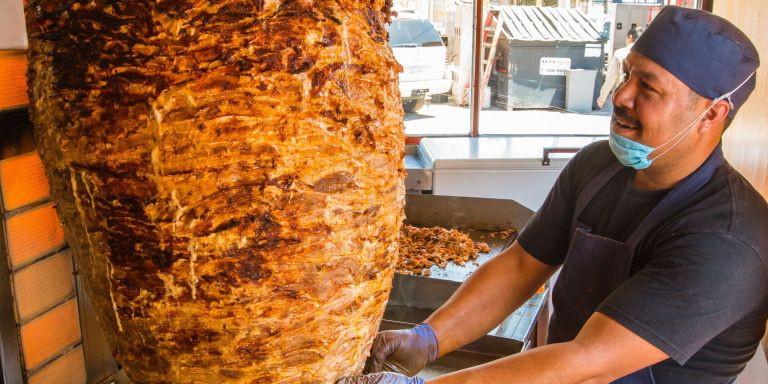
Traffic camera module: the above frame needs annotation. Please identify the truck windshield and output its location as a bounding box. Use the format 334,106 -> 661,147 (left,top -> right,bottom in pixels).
387,19 -> 443,48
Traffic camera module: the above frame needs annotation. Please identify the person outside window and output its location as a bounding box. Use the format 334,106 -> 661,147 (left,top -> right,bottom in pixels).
597,26 -> 645,109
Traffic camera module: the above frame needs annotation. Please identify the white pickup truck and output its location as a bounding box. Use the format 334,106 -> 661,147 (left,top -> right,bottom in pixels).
386,17 -> 452,113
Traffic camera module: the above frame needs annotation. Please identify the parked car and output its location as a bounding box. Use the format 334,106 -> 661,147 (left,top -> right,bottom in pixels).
386,17 -> 451,113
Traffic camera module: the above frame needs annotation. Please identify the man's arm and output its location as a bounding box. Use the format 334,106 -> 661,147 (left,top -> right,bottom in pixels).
425,241 -> 558,357
429,312 -> 669,384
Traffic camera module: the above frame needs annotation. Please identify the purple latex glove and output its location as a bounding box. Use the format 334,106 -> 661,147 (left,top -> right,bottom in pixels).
337,372 -> 425,384
365,323 -> 439,376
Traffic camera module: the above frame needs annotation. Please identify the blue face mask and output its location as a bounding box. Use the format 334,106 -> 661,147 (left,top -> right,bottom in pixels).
608,129 -> 655,170
608,71 -> 755,170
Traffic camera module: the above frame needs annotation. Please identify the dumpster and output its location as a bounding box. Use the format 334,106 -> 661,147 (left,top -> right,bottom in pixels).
489,6 -> 606,110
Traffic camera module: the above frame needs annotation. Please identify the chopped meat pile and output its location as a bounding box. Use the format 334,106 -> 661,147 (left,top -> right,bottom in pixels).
398,225 -> 493,276
487,228 -> 516,239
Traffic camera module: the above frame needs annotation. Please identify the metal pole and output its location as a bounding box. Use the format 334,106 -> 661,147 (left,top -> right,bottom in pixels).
470,0 -> 483,137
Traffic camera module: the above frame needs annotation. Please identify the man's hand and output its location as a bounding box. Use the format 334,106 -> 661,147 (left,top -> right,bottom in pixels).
337,372 -> 425,384
366,323 -> 438,376
597,97 -> 606,109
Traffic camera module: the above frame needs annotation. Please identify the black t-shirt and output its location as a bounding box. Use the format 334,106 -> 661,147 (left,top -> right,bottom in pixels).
518,141 -> 768,384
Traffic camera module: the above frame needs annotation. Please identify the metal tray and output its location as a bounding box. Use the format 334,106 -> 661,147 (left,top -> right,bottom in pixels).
381,195 -> 544,377
380,319 -> 521,379
384,273 -> 546,354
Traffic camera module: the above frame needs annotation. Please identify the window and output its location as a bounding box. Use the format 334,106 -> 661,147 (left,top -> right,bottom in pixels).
389,1 -> 472,136
391,1 -> 701,138
388,19 -> 445,47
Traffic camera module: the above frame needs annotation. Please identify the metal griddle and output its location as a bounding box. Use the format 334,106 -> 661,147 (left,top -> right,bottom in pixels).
380,194 -> 546,378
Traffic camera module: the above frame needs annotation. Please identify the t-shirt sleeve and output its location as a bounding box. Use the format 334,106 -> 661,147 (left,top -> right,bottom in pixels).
597,232 -> 768,365
516,144 -> 592,266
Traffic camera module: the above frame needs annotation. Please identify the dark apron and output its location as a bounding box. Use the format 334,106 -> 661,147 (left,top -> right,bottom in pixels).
546,145 -> 724,384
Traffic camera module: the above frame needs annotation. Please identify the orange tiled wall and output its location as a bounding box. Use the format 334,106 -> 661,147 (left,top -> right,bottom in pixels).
1,147 -> 87,383
0,51 -> 28,109
0,153 -> 50,211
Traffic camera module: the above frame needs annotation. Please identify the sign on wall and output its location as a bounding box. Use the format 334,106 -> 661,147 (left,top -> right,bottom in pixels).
540,57 -> 572,76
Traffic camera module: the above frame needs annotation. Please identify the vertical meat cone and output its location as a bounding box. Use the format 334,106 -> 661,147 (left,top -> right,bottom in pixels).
25,1 -> 404,382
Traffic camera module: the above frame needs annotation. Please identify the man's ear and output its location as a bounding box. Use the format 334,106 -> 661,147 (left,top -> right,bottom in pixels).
700,99 -> 731,133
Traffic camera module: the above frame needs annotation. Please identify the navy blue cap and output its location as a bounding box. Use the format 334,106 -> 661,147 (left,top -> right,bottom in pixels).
631,6 -> 759,119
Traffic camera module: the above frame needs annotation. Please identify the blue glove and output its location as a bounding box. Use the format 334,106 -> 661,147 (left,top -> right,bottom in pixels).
366,323 -> 439,375
337,372 -> 425,384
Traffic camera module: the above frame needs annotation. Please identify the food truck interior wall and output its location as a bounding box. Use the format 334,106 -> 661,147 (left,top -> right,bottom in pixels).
714,0 -> 768,361
715,1 -> 768,200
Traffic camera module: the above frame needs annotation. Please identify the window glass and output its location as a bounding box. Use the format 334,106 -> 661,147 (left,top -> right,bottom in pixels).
479,1 -> 612,136
387,20 -> 444,47
389,1 -> 471,136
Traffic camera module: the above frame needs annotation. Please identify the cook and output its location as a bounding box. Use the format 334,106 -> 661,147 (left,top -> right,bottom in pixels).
340,6 -> 767,384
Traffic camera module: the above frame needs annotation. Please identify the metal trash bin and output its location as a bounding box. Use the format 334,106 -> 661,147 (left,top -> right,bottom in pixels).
565,69 -> 598,113
487,6 -> 606,111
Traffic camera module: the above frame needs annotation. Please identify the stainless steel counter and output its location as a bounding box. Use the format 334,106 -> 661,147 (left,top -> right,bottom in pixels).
383,195 -> 545,378
405,145 -> 432,192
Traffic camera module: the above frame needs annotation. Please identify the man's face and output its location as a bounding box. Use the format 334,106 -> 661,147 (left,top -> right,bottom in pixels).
611,51 -> 708,166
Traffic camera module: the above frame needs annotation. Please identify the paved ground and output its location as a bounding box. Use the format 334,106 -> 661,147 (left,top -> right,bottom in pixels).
404,100 -> 614,137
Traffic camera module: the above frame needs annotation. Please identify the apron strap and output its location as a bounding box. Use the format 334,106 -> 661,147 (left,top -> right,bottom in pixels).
573,161 -> 626,221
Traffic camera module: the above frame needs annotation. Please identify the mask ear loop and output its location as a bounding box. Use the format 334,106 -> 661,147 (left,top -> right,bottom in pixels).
647,104 -> 716,161
724,95 -> 735,110
717,71 -> 756,112
647,71 -> 756,162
